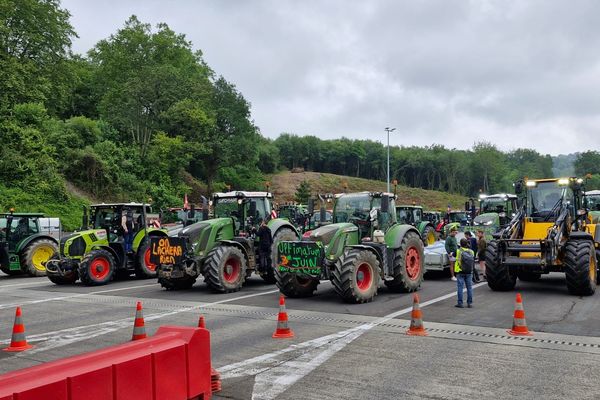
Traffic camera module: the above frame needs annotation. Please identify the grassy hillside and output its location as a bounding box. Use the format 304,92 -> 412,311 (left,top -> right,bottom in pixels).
269,171 -> 467,210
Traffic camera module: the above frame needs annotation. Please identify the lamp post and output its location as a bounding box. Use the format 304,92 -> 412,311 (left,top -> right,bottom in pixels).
385,127 -> 396,192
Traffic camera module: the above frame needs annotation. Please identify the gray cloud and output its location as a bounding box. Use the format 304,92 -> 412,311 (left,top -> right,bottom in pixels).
61,0 -> 600,154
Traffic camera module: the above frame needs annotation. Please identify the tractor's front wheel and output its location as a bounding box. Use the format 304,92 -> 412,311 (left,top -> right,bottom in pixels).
332,249 -> 380,303
266,228 -> 298,284
485,241 -> 516,291
0,264 -> 22,276
203,246 -> 246,293
23,239 -> 58,277
79,249 -> 116,286
276,271 -> 319,298
564,240 -> 596,296
135,241 -> 158,279
385,231 -> 424,293
159,276 -> 196,290
421,225 -> 437,247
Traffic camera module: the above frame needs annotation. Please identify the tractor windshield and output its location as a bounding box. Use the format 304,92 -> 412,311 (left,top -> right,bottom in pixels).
214,197 -> 270,224
481,198 -> 508,214
333,194 -> 372,223
527,181 -> 572,220
587,195 -> 600,211
448,212 -> 467,223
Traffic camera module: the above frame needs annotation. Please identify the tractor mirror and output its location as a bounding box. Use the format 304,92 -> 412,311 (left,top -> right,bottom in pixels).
514,180 -> 523,195
249,201 -> 257,218
308,199 -> 315,214
381,195 -> 390,213
320,206 -> 326,224
82,206 -> 88,229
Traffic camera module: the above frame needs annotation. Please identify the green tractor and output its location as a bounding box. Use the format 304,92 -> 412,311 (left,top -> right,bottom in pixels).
276,191 -> 425,303
155,191 -> 299,293
472,193 -> 519,239
0,211 -> 59,277
45,203 -> 168,286
277,203 -> 310,233
396,204 -> 438,246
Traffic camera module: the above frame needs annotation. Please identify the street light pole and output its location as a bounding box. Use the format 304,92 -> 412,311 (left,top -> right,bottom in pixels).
385,127 -> 396,193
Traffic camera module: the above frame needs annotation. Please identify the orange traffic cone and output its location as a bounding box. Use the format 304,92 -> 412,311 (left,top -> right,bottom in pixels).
406,293 -> 428,336
198,315 -> 206,329
272,295 -> 294,339
132,302 -> 147,341
508,293 -> 532,336
3,307 -> 34,352
211,368 -> 222,393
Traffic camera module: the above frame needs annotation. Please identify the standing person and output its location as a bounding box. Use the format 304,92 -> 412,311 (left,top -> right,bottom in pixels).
270,205 -> 278,220
477,230 -> 487,280
121,208 -> 134,254
454,238 -> 475,308
464,231 -> 480,282
256,219 -> 273,273
445,227 -> 459,281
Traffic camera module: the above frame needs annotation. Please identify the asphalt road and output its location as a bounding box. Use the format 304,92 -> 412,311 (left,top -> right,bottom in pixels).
1,269 -> 599,399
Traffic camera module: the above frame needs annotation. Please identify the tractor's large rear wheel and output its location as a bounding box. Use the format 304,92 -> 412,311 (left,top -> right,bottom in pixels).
332,249 -> 380,303
23,239 -> 58,277
385,231 -> 424,293
564,240 -> 596,296
135,241 -> 158,279
485,241 -> 516,291
266,228 -> 297,284
421,225 -> 437,247
203,245 -> 246,293
79,249 -> 116,286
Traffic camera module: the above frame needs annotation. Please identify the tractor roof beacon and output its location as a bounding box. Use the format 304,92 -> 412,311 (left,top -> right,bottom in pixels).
486,178 -> 599,295
0,211 -> 58,277
44,203 -> 168,286
155,191 -> 299,293
275,191 -> 425,303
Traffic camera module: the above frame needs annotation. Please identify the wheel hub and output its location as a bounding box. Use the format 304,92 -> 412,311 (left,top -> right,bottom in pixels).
356,262 -> 373,291
406,247 -> 421,280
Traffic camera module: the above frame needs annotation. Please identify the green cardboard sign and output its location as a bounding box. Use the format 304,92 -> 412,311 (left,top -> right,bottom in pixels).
277,241 -> 323,276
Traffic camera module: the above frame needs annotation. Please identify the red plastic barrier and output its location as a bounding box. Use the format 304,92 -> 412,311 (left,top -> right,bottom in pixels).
0,326 -> 212,400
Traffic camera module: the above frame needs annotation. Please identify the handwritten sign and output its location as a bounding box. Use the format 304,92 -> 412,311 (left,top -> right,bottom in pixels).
277,241 -> 323,277
150,237 -> 185,265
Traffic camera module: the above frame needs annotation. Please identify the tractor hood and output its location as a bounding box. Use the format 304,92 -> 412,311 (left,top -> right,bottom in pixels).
306,223 -> 355,245
473,213 -> 498,226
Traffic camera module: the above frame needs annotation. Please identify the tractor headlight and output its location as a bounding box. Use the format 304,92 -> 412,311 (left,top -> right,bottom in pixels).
484,220 -> 494,226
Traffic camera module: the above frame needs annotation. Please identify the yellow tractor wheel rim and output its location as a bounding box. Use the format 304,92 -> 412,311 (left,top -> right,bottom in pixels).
427,231 -> 436,245
31,246 -> 54,271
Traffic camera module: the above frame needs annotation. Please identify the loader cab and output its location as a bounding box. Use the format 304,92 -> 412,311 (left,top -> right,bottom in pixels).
525,179 -> 575,222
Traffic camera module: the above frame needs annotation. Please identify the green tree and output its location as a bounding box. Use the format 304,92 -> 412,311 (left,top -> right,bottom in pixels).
295,180 -> 312,204
574,151 -> 600,176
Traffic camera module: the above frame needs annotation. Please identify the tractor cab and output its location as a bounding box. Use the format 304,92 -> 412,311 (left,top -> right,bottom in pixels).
396,205 -> 423,226
0,213 -> 45,252
332,192 -> 396,239
213,191 -> 272,235
473,194 -> 519,238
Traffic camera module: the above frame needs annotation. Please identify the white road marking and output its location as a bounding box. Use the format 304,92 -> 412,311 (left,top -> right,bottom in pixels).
4,288 -> 280,355
0,280 -> 51,289
220,282 -> 487,400
0,283 -> 159,309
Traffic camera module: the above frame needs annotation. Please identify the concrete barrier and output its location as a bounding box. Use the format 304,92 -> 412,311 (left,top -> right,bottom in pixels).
0,326 -> 212,400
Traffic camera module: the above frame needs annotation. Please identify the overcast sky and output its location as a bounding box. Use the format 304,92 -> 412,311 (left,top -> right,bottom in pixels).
61,0 -> 600,155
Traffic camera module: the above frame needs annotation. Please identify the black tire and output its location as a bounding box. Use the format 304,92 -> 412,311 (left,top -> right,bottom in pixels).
564,240 -> 596,296
135,240 -> 158,279
485,241 -> 516,291
79,249 -> 116,286
596,249 -> 600,285
421,225 -> 437,247
159,276 -> 196,290
22,238 -> 58,277
332,249 -> 380,303
203,245 -> 246,293
266,227 -> 297,284
276,271 -> 320,298
517,271 -> 541,282
0,264 -> 22,276
385,231 -> 425,293
48,273 -> 78,285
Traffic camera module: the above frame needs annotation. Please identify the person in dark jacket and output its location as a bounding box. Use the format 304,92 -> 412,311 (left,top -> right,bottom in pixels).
464,231 -> 480,282
445,227 -> 458,281
121,207 -> 135,254
256,219 -> 273,273
477,230 -> 487,280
